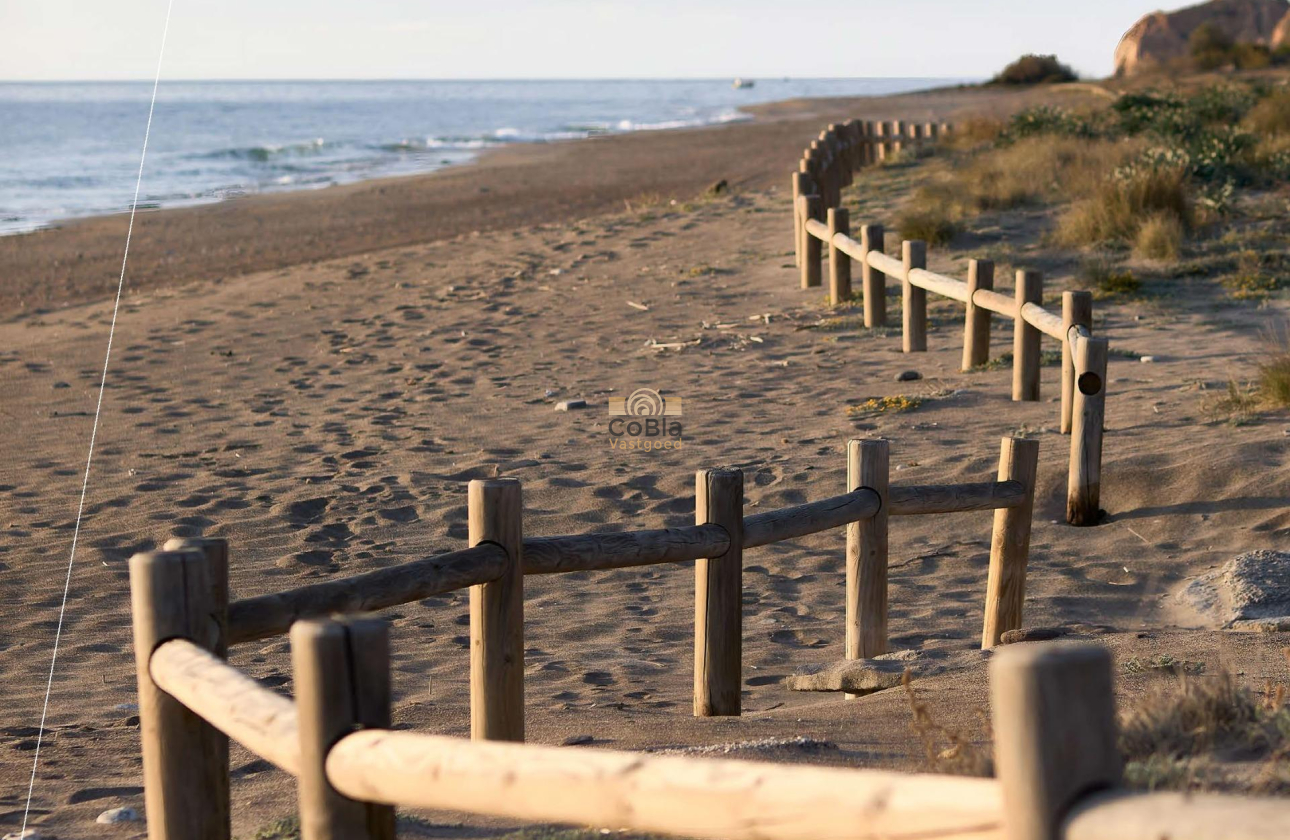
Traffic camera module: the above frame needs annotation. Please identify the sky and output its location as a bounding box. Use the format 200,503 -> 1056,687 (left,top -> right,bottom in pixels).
1,1 -> 1199,82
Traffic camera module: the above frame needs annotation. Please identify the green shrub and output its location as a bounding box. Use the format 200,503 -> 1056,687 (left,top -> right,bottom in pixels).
1082,260 -> 1141,297
1244,89 -> 1290,135
992,54 -> 1077,85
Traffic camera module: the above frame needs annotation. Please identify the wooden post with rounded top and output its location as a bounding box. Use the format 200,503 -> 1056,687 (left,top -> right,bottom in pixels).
982,437 -> 1039,648
292,617 -> 396,840
1013,270 -> 1043,401
1067,336 -> 1108,526
963,259 -> 994,371
847,439 -> 890,678
800,195 -> 823,290
874,121 -> 888,162
129,548 -> 230,840
925,122 -> 938,142
792,169 -> 812,269
468,478 -> 525,741
891,120 -> 905,157
861,224 -> 886,327
990,643 -> 1120,840
827,207 -> 851,305
1061,291 -> 1093,434
863,120 -> 876,165
902,240 -> 928,353
694,468 -> 744,717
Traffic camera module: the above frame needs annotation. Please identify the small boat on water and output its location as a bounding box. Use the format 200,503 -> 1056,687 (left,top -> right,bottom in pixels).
732,78 -> 755,89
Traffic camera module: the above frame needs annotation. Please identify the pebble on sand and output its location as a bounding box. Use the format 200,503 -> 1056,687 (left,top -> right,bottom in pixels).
555,399 -> 587,411
895,370 -> 922,382
96,807 -> 140,824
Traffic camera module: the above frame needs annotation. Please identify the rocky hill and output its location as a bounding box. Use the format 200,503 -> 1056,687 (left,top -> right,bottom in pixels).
1115,0 -> 1290,76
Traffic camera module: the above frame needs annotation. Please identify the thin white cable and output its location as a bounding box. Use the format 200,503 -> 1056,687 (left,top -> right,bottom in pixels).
20,1 -> 176,832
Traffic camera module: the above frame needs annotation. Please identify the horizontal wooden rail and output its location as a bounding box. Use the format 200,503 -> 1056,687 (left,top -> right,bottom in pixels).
228,544 -> 508,645
1064,790 -> 1290,840
867,250 -> 904,279
149,639 -> 301,776
803,217 -> 830,242
908,268 -> 970,304
888,480 -> 1025,516
744,487 -> 881,548
832,232 -> 867,263
1021,301 -> 1066,341
524,525 -> 730,575
325,730 -> 1005,840
972,287 -> 1017,319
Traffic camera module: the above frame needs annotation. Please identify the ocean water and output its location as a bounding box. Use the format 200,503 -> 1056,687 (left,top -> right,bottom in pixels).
0,78 -> 956,235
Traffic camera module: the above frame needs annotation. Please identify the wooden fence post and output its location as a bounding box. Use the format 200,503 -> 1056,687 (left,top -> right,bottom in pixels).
863,120 -> 876,165
1061,291 -> 1093,434
828,207 -> 851,305
792,169 -> 812,269
982,437 -> 1039,649
468,478 -> 525,741
1013,270 -> 1043,402
1067,336 -> 1108,526
847,439 -> 890,673
874,121 -> 888,163
695,468 -> 744,717
902,240 -> 928,352
990,643 -> 1120,840
891,120 -> 905,157
963,259 -> 994,371
292,617 -> 396,840
800,195 -> 823,290
129,548 -> 230,840
861,224 -> 886,328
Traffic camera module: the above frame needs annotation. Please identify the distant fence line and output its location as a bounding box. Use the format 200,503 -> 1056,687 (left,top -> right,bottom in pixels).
791,119 -> 1108,527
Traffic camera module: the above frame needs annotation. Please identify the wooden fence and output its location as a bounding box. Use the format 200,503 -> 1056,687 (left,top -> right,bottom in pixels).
791,119 -> 1108,527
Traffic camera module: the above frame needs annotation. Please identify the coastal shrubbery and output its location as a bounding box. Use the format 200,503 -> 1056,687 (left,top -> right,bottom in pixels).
991,54 -> 1077,85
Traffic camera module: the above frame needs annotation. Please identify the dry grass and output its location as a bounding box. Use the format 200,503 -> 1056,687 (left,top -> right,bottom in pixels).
895,205 -> 959,246
1119,665 -> 1290,793
1056,163 -> 1193,248
902,671 -> 993,777
847,394 -> 923,416
1135,212 -> 1186,261
1258,326 -> 1290,408
1243,89 -> 1290,136
1205,380 -> 1262,425
1081,259 -> 1142,299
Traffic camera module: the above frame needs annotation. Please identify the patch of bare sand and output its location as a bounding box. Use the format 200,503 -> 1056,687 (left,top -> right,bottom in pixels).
1,164 -> 1288,838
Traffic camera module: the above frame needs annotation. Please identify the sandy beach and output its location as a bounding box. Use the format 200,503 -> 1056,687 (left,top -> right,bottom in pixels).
2,81 -> 1289,838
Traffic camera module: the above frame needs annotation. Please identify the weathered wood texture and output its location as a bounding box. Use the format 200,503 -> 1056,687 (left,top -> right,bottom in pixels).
827,207 -> 851,305
799,195 -> 823,289
1067,335 -> 1108,526
228,544 -> 507,645
1064,790 -> 1290,840
694,469 -> 744,717
1013,271 -> 1043,402
524,526 -> 730,574
847,440 -> 889,663
743,488 -> 881,548
860,224 -> 887,328
468,479 -> 525,741
149,638 -> 300,776
292,618 -> 396,840
130,549 -> 231,840
902,240 -> 928,353
888,481 -> 1026,516
982,438 -> 1040,648
991,643 -> 1120,840
1060,291 -> 1093,435
963,260 -> 994,371
973,287 -> 1018,319
325,730 -> 1006,840
908,268 -> 970,303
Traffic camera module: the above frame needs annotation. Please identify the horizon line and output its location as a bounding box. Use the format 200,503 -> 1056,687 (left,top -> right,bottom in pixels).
0,75 -> 979,84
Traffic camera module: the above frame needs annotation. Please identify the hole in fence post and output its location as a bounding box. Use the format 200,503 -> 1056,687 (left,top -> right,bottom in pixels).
902,240 -> 927,353
292,617 -> 396,840
982,437 -> 1039,649
847,439 -> 890,677
129,548 -> 231,840
990,643 -> 1120,840
828,207 -> 851,306
1061,291 -> 1093,435
694,468 -> 744,717
1068,338 -> 1108,527
468,478 -> 525,741
861,224 -> 886,328
1013,270 -> 1043,402
963,259 -> 994,371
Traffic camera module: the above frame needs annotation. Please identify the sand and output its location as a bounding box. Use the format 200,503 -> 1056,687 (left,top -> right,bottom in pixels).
2,84 -> 1289,838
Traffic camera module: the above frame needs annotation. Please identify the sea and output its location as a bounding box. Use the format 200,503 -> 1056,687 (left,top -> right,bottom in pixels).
0,78 -> 959,236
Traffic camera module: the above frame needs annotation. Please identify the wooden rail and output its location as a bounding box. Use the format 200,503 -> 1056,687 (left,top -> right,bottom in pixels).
793,119 -> 1110,526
